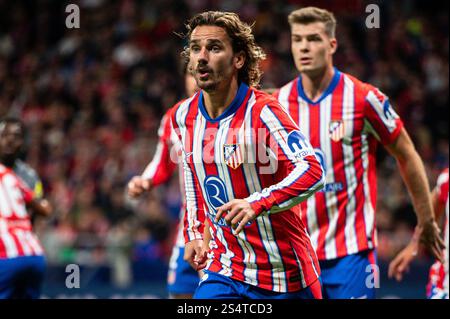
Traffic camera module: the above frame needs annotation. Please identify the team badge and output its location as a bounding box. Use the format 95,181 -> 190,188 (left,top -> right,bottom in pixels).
329,120 -> 345,142
223,144 -> 243,169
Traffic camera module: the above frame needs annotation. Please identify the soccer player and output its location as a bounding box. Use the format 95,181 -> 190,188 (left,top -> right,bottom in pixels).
127,72 -> 206,299
0,118 -> 52,299
0,118 -> 45,210
274,7 -> 445,298
172,11 -> 325,299
389,168 -> 448,299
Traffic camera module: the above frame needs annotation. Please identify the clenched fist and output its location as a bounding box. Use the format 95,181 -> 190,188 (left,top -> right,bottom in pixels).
127,176 -> 152,198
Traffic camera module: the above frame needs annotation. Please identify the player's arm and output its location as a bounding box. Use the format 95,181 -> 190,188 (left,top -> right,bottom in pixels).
180,147 -> 208,270
19,179 -> 53,217
384,128 -> 445,262
389,171 -> 447,281
364,87 -> 444,263
127,111 -> 177,198
216,102 -> 325,234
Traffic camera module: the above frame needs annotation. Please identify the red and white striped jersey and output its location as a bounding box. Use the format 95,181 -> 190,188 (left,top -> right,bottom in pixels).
142,108 -> 180,187
141,107 -> 186,247
427,169 -> 449,297
171,83 -> 325,292
274,69 -> 404,260
0,164 -> 44,259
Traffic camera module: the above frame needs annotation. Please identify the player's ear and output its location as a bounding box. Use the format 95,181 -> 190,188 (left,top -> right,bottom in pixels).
330,38 -> 338,55
234,51 -> 246,70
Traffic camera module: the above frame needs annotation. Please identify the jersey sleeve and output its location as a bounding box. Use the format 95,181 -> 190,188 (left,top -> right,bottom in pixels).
171,106 -> 206,242
435,170 -> 449,206
245,100 -> 325,216
141,109 -> 178,186
364,86 -> 404,145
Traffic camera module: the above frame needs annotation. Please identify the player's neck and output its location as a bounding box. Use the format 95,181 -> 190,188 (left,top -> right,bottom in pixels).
300,66 -> 335,102
203,79 -> 239,119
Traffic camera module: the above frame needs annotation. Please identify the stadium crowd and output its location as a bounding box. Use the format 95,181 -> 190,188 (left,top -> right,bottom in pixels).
0,0 -> 448,287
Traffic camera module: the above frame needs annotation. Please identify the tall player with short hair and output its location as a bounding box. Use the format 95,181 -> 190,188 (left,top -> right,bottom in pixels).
172,11 -> 325,299
0,118 -> 52,299
389,169 -> 448,299
274,7 -> 444,298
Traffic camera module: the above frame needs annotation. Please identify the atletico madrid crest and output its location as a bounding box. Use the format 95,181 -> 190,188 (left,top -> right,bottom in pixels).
329,120 -> 345,142
224,144 -> 243,169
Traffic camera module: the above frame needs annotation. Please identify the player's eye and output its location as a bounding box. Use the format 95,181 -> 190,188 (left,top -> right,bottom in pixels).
190,45 -> 200,52
210,45 -> 221,52
308,36 -> 322,42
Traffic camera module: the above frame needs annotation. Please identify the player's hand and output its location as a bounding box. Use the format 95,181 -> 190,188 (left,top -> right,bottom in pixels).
216,199 -> 256,235
418,220 -> 445,263
184,239 -> 208,271
388,240 -> 418,282
127,176 -> 151,198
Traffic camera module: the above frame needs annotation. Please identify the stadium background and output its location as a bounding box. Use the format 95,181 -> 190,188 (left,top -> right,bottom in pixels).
0,0 -> 448,298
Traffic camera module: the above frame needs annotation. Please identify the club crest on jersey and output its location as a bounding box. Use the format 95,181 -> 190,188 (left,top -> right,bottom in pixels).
329,120 -> 345,142
223,144 -> 243,169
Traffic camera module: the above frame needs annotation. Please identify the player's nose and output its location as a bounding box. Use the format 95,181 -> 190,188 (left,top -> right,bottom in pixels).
299,39 -> 310,52
198,46 -> 209,62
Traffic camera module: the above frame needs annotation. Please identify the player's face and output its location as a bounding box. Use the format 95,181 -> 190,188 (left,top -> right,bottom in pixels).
188,25 -> 243,92
291,22 -> 337,76
0,123 -> 24,159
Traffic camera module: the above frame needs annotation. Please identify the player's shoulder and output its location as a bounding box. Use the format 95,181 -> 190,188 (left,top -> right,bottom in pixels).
249,86 -> 293,122
13,159 -> 42,191
342,71 -> 385,99
251,86 -> 285,111
0,163 -> 22,182
14,159 -> 39,180
171,92 -> 200,121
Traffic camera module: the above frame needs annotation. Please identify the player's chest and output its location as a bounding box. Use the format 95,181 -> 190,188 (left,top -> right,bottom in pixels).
181,118 -> 253,171
292,99 -> 366,146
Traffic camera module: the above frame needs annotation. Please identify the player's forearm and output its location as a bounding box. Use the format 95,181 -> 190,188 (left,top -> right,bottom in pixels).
246,156 -> 325,215
141,145 -> 176,187
396,150 -> 435,225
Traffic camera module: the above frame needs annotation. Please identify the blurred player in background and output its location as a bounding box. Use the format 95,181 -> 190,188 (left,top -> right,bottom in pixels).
127,72 -> 206,299
1,118 -> 45,221
274,7 -> 444,299
0,117 -> 52,299
5,120 -> 44,201
173,11 -> 325,299
389,168 -> 448,299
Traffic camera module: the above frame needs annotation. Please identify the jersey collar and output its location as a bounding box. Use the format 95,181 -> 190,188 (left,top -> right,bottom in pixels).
198,82 -> 249,122
297,67 -> 341,105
